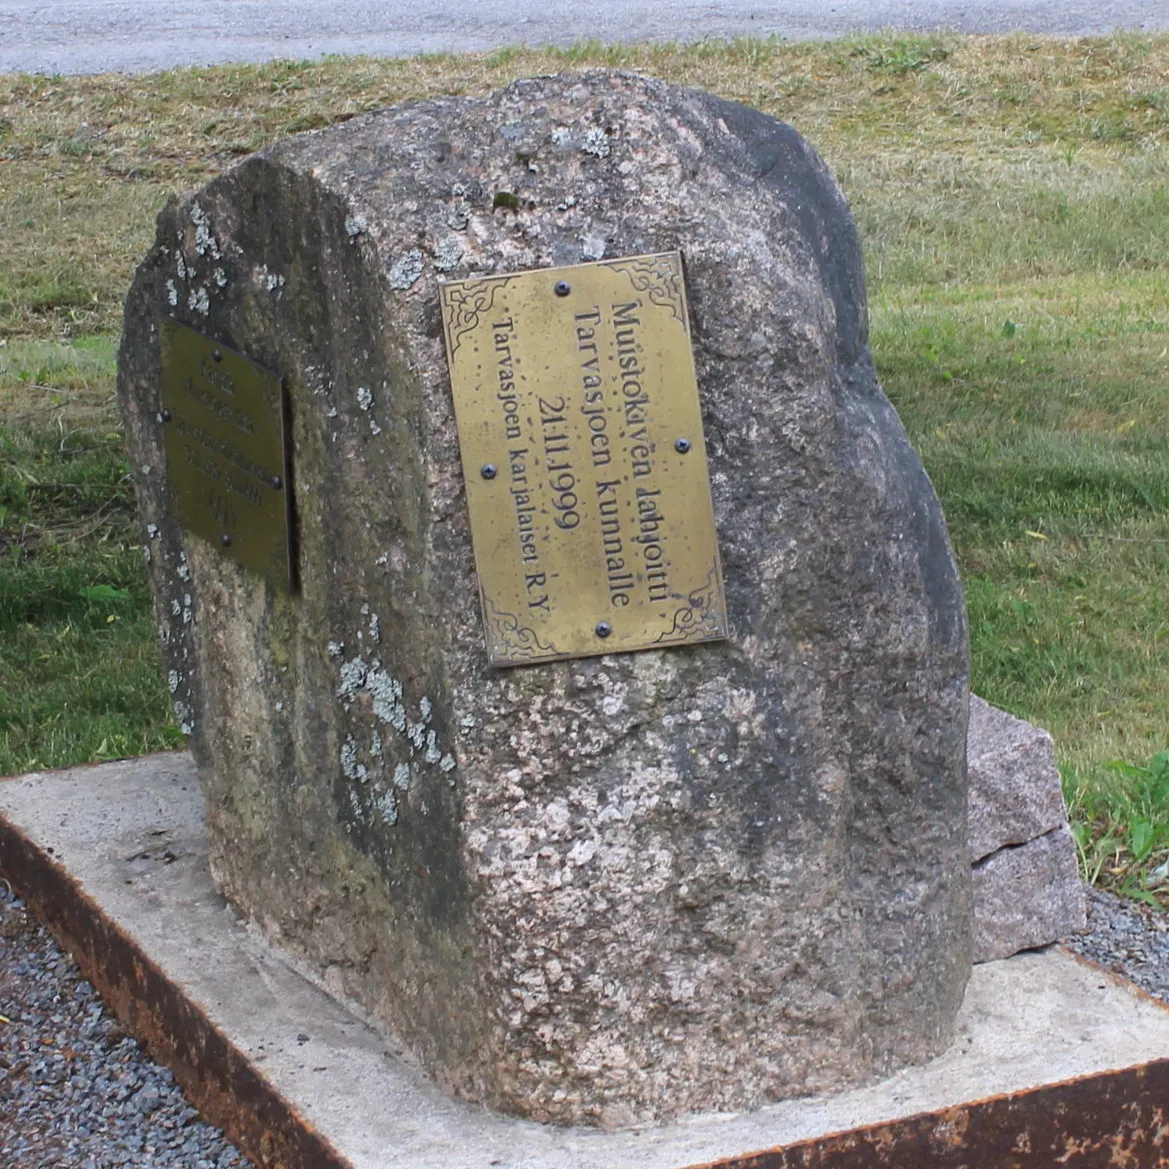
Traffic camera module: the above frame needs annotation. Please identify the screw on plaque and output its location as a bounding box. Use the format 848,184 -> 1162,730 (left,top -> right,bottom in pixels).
269,475 -> 283,490
160,409 -> 172,422
212,349 -> 223,362
554,280 -> 571,297
481,463 -> 498,480
674,437 -> 692,454
595,621 -> 612,638
220,533 -> 232,547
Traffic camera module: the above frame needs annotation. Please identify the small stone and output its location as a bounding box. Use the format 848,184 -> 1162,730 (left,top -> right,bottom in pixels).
972,824 -> 1086,962
966,695 -> 1086,962
967,695 -> 1069,862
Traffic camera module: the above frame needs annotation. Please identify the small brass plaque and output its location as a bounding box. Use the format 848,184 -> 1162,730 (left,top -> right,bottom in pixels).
159,318 -> 294,592
441,252 -> 726,666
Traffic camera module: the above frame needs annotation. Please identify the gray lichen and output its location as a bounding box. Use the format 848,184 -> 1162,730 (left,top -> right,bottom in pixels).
188,200 -> 221,260
581,126 -> 611,157
433,235 -> 463,271
366,667 -> 406,731
388,250 -> 423,290
340,736 -> 359,780
378,789 -> 399,825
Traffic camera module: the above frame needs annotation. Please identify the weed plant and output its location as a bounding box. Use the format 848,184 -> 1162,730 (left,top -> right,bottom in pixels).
1,34 -> 1166,894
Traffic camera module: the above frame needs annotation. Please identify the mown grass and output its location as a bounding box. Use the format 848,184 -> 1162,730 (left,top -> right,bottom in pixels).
1,34 -> 1166,893
0,340 -> 184,769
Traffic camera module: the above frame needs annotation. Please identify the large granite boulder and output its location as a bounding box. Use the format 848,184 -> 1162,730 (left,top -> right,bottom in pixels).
117,72 -> 970,1126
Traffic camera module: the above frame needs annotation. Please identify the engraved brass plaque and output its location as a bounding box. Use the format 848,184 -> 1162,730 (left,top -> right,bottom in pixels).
441,252 -> 727,666
159,318 -> 294,592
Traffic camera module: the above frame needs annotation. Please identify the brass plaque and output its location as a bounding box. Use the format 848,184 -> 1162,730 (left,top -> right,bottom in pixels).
441,252 -> 726,666
159,318 -> 294,591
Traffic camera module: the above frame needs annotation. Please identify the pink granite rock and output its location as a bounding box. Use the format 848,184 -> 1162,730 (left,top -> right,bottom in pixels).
967,696 -> 1086,962
118,71 -> 971,1126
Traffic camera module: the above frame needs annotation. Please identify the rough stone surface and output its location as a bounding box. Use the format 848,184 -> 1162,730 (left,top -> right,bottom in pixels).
117,71 -> 970,1127
965,695 -> 1086,961
973,824 -> 1086,962
967,694 -> 1069,863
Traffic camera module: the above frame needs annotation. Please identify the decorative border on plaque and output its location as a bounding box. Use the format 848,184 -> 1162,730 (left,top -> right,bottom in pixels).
485,599 -> 560,663
653,564 -> 727,646
608,253 -> 688,333
441,278 -> 515,356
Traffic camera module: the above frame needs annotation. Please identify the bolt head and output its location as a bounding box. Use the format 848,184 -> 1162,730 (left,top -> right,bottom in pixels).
269,475 -> 283,490
212,349 -> 223,362
554,280 -> 571,297
220,533 -> 232,547
594,621 -> 612,638
160,409 -> 172,423
481,463 -> 498,480
674,437 -> 692,454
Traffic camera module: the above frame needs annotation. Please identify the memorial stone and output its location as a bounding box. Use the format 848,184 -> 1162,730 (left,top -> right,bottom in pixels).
117,71 -> 971,1127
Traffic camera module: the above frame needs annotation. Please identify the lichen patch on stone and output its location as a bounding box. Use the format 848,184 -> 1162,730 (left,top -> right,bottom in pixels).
172,700 -> 194,737
378,789 -> 399,825
581,126 -> 611,158
433,235 -> 463,271
187,286 -> 210,316
337,656 -> 368,703
580,233 -> 606,261
388,250 -> 423,290
188,200 -> 221,260
341,735 -> 359,780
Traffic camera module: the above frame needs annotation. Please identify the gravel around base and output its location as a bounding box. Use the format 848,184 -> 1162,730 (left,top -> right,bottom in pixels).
0,884 -> 252,1169
1064,886 -> 1169,1003
2,879 -> 1167,1165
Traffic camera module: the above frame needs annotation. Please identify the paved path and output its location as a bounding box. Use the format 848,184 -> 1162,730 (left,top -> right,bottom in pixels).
3,0 -> 1167,76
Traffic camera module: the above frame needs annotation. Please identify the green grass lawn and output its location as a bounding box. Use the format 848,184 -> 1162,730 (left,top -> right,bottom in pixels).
1,33 -> 1166,894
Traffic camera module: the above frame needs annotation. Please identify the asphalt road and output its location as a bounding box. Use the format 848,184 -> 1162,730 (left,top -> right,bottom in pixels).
2,0 -> 1167,76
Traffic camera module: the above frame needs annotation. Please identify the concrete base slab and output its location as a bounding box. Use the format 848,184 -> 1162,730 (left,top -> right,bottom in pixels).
3,754 -> 1169,1169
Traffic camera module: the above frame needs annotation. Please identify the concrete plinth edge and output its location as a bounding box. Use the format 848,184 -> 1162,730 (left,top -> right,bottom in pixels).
3,754 -> 1169,1169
